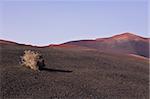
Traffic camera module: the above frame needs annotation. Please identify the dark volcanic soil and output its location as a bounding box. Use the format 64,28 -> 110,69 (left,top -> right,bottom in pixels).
0,45 -> 149,99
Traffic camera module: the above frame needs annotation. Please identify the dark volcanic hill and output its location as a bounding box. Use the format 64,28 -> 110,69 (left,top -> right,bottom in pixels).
0,41 -> 149,98
62,33 -> 149,58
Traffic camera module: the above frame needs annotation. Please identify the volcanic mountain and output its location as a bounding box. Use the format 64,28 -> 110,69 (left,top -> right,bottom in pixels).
0,33 -> 149,58
62,33 -> 149,58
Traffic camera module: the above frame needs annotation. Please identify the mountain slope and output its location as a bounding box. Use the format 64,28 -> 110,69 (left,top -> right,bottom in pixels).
62,33 -> 149,58
0,43 -> 149,98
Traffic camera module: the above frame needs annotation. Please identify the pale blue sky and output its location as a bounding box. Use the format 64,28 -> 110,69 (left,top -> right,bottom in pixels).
0,0 -> 148,45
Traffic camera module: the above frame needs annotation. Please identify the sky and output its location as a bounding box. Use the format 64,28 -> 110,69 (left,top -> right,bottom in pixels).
0,0 -> 149,46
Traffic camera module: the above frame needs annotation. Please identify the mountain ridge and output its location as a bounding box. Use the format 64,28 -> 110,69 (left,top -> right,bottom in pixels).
0,32 -> 149,58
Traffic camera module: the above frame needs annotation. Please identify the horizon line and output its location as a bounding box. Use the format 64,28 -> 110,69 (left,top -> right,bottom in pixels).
0,32 -> 149,46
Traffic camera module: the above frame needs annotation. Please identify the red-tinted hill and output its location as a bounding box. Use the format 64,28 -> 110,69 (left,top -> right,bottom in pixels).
0,40 -> 19,45
0,40 -> 48,48
63,33 -> 149,58
1,33 -> 149,58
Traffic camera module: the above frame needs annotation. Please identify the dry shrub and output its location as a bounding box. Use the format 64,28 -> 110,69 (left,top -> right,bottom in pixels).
21,50 -> 45,71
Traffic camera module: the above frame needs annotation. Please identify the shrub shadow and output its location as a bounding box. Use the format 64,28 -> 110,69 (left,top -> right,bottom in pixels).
40,67 -> 72,73
37,60 -> 72,73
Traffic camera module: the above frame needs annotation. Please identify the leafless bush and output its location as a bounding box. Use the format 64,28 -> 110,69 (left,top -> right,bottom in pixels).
20,50 -> 45,71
